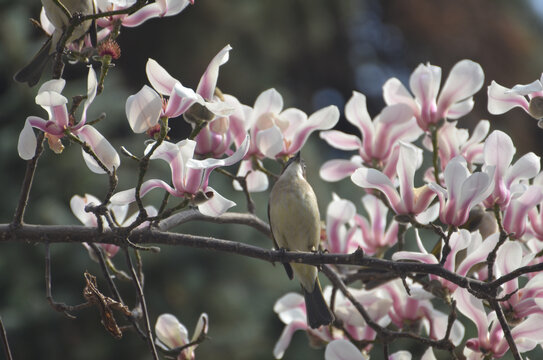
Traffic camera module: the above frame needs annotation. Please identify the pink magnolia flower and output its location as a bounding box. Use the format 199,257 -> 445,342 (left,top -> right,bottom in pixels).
351,142 -> 436,216
383,60 -> 484,131
355,194 -> 399,256
110,136 -> 249,216
235,88 -> 338,192
70,194 -> 157,260
393,230 -> 500,292
502,185 -> 543,239
421,120 -> 489,171
482,130 -> 540,209
324,194 -> 359,254
126,45 -> 234,134
18,67 -> 120,174
487,74 -> 543,121
273,286 -> 391,359
428,156 -> 493,227
527,172 -> 543,241
320,91 -> 421,182
273,292 -> 334,359
96,0 -> 194,32
381,279 -> 464,345
193,94 -> 248,157
493,241 -> 543,320
454,287 -> 543,358
155,312 -> 208,360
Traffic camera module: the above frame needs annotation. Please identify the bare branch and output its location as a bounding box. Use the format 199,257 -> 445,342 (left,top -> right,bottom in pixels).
12,132 -> 45,227
157,209 -> 271,237
0,316 -> 13,360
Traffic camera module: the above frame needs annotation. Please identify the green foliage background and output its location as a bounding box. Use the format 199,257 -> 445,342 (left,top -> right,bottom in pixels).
1,1 -> 543,359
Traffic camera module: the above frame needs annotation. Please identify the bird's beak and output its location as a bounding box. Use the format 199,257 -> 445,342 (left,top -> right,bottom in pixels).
292,151 -> 301,162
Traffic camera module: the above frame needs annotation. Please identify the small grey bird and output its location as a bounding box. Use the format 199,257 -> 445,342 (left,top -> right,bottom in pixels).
268,152 -> 334,328
14,0 -> 96,86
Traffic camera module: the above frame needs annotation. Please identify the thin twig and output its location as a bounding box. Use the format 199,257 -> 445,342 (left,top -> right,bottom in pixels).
123,248 -> 158,360
489,299 -> 522,360
0,316 -> 13,360
12,132 -> 45,227
45,243 -> 92,317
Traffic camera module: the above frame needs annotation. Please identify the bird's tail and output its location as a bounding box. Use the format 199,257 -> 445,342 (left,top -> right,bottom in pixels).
14,37 -> 53,87
303,278 -> 334,329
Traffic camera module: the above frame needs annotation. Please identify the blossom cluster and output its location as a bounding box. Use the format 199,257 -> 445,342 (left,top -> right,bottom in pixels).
15,1 -> 543,359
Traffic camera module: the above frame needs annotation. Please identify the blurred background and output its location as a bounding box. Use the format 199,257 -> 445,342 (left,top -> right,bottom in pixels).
1,0 -> 543,359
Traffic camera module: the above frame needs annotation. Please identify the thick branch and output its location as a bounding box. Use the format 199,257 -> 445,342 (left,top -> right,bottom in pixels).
0,224 -> 487,294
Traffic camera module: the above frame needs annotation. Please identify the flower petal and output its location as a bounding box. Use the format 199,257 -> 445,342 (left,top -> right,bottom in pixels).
18,120 -> 38,160
437,60 -> 484,116
155,313 -> 189,349
320,157 -> 363,182
146,58 -> 178,95
320,130 -> 361,151
125,85 -> 162,133
198,187 -> 236,216
325,339 -> 368,360
487,81 -> 530,115
196,44 -> 232,100
77,125 -> 120,174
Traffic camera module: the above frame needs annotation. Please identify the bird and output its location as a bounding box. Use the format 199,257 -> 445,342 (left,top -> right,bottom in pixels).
14,0 -> 96,86
268,151 -> 334,328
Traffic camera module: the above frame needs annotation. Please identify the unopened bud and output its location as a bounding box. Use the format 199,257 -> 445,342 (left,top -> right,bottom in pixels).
529,96 -> 543,119
184,103 -> 215,125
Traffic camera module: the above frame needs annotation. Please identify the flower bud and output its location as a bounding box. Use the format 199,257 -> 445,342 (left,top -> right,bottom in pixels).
184,103 -> 215,125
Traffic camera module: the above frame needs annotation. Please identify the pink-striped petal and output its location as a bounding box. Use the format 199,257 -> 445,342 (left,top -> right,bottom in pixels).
196,45 -> 232,100
320,157 -> 363,182
253,88 -> 283,119
146,58 -> 178,95
382,78 -> 419,115
198,186 -> 235,216
125,85 -> 162,133
77,125 -> 120,174
437,60 -> 484,117
345,91 -> 373,140
288,105 -> 339,154
487,81 -> 530,115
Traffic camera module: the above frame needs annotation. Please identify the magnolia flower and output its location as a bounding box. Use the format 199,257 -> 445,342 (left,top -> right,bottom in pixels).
487,74 -> 543,123
70,194 -> 157,261
236,88 -> 339,192
503,185 -> 543,238
126,45 -> 233,134
355,194 -> 399,256
383,59 -> 484,131
273,292 -> 334,359
428,156 -> 493,227
18,67 -> 120,174
155,313 -> 208,360
493,241 -> 543,320
381,279 -> 464,345
193,94 -> 248,157
320,91 -> 421,182
110,136 -> 249,216
421,120 -> 489,171
454,287 -> 543,358
351,142 -> 436,216
393,230 -> 499,292
482,130 -> 540,209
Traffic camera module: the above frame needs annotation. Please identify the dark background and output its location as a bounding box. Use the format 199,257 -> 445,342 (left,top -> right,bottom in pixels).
1,0 -> 543,359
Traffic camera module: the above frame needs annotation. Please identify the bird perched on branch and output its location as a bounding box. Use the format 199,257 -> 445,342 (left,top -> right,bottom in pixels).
14,0 -> 96,86
268,152 -> 334,328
